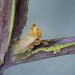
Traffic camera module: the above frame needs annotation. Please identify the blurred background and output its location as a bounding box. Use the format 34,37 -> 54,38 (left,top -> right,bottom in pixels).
4,0 -> 75,75
21,0 -> 75,39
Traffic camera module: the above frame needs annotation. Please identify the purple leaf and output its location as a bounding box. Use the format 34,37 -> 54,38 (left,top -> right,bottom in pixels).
56,36 -> 75,44
11,0 -> 29,42
0,0 -> 16,64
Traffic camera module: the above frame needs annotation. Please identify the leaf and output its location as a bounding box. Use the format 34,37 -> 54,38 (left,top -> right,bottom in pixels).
12,38 -> 75,64
0,0 -> 29,65
0,0 -> 16,64
11,0 -> 29,43
1,37 -> 75,73
4,0 -> 29,65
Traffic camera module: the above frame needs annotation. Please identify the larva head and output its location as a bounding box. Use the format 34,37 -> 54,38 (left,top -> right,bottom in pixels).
28,24 -> 42,45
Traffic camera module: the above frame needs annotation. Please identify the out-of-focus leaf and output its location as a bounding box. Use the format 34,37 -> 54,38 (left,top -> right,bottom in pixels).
4,0 -> 29,64
0,0 -> 29,65
0,0 -> 16,64
11,0 -> 29,43
55,36 -> 75,44
0,0 -> 29,73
